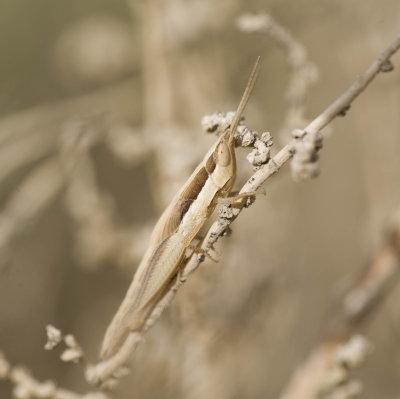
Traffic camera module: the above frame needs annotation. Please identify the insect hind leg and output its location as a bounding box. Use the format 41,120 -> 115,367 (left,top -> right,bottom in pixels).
188,239 -> 219,263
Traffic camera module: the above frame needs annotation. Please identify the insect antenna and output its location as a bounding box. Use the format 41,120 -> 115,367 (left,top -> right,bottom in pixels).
228,56 -> 261,146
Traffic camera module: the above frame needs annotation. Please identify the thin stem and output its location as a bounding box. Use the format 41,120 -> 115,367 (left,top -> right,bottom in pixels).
87,31 -> 400,386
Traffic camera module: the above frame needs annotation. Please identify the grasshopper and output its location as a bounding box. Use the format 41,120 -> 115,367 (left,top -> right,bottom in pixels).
101,58 -> 260,360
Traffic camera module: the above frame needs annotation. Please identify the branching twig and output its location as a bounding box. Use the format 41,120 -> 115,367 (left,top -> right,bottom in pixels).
187,32 -> 400,267
85,31 -> 400,386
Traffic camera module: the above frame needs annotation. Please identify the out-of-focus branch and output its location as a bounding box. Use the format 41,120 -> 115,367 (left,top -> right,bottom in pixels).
0,158 -> 64,260
0,351 -> 108,399
278,206 -> 400,399
0,77 -> 140,147
0,133 -> 54,186
0,78 -> 148,269
135,0 -> 175,128
84,32 -> 400,386
325,207 -> 400,339
237,13 -> 319,138
59,119 -> 153,270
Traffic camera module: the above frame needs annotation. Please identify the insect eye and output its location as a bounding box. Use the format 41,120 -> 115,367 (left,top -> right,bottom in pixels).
215,141 -> 231,167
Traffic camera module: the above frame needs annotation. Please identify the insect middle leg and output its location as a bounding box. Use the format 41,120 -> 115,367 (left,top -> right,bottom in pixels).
216,189 -> 266,206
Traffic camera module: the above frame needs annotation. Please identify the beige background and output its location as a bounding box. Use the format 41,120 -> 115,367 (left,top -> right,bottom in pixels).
0,0 -> 399,398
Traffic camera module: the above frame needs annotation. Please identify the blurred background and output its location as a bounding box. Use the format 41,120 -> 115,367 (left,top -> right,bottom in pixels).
0,0 -> 400,398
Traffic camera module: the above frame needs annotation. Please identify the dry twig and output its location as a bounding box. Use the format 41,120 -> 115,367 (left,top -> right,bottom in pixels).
86,31 -> 400,385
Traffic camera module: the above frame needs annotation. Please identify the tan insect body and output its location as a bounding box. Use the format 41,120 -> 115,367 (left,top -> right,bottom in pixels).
101,58 -> 260,360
